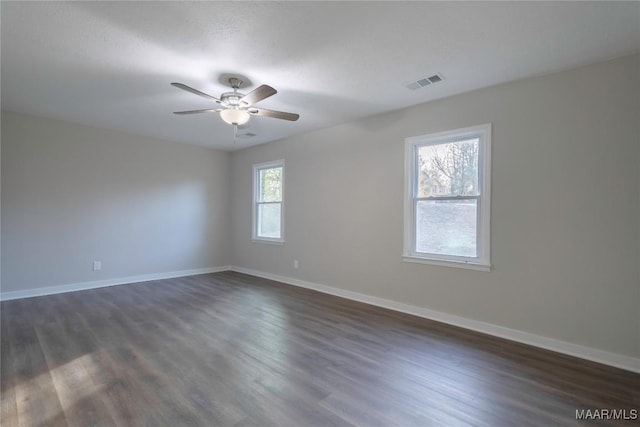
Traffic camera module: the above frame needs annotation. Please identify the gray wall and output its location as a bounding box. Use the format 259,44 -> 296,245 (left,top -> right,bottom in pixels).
2,55 -> 638,360
1,111 -> 230,292
229,55 -> 640,358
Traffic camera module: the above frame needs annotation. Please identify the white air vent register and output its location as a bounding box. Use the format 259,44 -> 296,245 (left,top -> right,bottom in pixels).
405,73 -> 445,90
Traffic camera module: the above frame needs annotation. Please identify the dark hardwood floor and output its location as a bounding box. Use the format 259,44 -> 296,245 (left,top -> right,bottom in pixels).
1,271 -> 638,426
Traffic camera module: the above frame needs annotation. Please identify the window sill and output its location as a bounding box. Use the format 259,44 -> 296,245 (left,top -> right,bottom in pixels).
402,255 -> 491,272
251,238 -> 284,245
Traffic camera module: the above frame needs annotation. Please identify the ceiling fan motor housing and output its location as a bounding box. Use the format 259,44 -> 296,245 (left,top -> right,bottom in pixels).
220,92 -> 246,108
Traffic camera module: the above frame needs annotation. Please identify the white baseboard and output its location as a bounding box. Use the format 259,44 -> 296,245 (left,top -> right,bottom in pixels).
0,266 -> 230,301
228,266 -> 640,374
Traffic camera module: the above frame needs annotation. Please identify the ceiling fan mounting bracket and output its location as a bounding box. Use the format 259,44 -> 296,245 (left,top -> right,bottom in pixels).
228,77 -> 243,90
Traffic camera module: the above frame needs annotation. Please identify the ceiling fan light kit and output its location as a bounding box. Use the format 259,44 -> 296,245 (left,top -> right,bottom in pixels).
220,108 -> 250,125
172,77 -> 299,137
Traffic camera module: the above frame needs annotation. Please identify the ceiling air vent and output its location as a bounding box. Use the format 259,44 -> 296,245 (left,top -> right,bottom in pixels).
404,73 -> 445,91
237,132 -> 256,139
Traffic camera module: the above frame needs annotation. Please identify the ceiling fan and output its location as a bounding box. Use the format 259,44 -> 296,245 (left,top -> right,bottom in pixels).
171,78 -> 299,135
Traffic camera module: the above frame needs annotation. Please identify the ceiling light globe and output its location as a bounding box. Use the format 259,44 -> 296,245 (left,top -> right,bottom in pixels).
220,108 -> 250,125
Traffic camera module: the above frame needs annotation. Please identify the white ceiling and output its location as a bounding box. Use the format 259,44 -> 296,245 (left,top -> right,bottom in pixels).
2,1 -> 639,151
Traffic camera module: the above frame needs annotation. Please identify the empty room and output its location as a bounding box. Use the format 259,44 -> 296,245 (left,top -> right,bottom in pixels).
1,1 -> 639,426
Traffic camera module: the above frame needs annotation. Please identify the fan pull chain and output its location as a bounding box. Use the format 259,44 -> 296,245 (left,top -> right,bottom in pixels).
233,124 -> 238,144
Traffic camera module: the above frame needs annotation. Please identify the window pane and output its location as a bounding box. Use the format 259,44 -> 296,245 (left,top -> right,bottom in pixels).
416,199 -> 477,257
417,138 -> 479,197
258,203 -> 281,238
259,167 -> 282,202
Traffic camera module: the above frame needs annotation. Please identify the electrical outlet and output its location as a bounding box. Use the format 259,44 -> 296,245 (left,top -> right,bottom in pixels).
93,261 -> 102,271
294,260 -> 299,269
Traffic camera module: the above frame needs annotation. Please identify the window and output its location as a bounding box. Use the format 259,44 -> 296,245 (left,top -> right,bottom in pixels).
404,124 -> 491,271
252,160 -> 284,243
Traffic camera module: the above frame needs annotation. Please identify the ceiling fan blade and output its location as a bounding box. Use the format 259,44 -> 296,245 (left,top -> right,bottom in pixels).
171,83 -> 221,103
249,108 -> 299,121
240,85 -> 277,106
173,108 -> 221,115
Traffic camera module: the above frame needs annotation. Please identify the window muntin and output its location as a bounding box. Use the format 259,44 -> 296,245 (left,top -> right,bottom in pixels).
253,160 -> 284,242
404,124 -> 491,270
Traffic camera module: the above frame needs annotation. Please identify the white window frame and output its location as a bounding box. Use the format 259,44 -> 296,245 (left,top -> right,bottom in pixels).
252,159 -> 285,244
403,124 -> 491,271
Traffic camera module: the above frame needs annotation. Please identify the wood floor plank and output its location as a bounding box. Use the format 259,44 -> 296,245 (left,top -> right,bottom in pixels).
34,295 -> 118,427
1,271 -> 638,426
1,305 -> 19,427
2,299 -> 68,427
